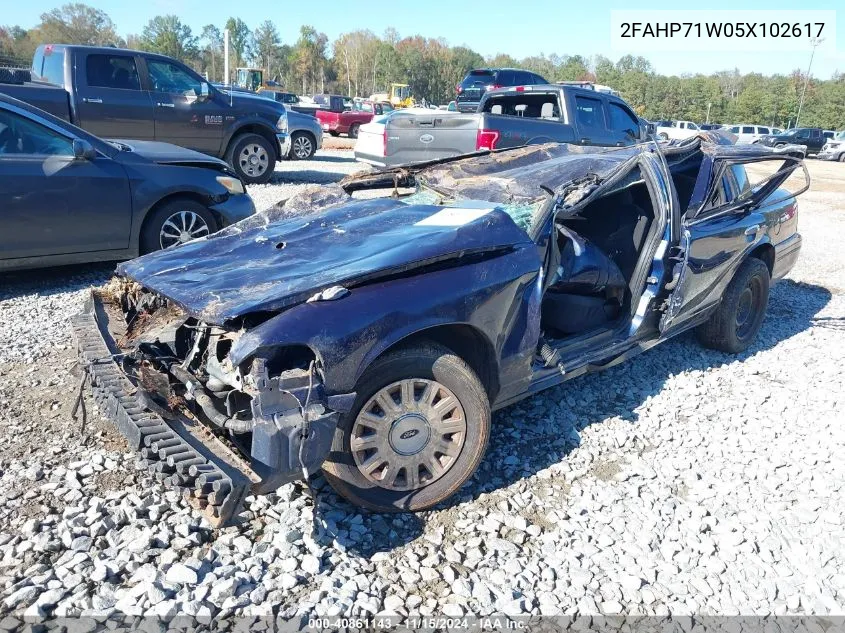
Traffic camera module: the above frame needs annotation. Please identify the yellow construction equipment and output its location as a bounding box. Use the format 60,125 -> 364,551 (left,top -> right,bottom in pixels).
369,83 -> 415,108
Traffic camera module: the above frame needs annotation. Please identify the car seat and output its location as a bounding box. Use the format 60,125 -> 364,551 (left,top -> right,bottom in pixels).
541,225 -> 628,335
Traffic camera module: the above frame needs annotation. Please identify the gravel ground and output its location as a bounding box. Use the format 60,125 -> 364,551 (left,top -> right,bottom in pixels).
0,157 -> 843,621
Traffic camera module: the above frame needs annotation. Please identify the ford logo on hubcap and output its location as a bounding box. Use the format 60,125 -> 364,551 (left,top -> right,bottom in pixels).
419,133 -> 434,144
400,429 -> 420,440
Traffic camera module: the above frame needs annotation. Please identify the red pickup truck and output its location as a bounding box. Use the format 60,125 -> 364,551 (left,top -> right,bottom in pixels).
315,97 -> 393,138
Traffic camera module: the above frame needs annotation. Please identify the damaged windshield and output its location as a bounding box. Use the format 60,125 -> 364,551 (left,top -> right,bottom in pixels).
399,188 -> 540,232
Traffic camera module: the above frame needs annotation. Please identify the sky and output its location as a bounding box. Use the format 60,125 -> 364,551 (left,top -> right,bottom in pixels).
5,0 -> 844,78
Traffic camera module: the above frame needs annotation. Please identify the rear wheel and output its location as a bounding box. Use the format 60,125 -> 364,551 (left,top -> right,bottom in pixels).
226,133 -> 276,184
348,123 -> 360,139
140,199 -> 217,254
696,257 -> 770,353
322,343 -> 490,512
838,153 -> 845,163
657,132 -> 669,140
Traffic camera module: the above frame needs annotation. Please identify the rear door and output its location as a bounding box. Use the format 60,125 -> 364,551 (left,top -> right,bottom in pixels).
0,105 -> 132,258
660,152 -> 807,333
144,56 -> 225,153
74,51 -> 155,140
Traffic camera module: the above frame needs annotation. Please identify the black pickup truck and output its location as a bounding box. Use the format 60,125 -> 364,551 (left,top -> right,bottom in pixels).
0,45 -> 290,183
356,83 -> 650,168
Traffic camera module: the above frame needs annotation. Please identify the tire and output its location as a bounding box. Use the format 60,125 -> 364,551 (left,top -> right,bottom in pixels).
289,131 -> 316,160
696,257 -> 770,353
775,143 -> 786,149
657,132 -> 669,140
348,123 -> 360,139
140,199 -> 217,254
328,131 -> 340,137
322,342 -> 491,512
838,153 -> 845,163
225,133 -> 276,184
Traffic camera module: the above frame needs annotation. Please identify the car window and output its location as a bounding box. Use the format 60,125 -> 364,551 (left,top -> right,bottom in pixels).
462,70 -> 494,89
0,109 -> 73,157
758,127 -> 769,135
574,95 -> 606,131
796,129 -> 810,139
730,165 -> 751,197
608,102 -> 639,139
741,126 -> 754,134
729,126 -> 740,133
481,93 -> 560,118
811,129 -> 821,138
86,54 -> 141,91
497,70 -> 515,86
147,59 -> 201,95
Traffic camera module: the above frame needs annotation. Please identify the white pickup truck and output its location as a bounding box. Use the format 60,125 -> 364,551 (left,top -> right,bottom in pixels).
654,120 -> 701,141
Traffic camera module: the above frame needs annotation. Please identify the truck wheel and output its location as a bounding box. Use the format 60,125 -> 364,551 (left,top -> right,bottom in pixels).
657,132 -> 669,140
140,199 -> 217,254
289,132 -> 316,160
696,257 -> 770,353
348,123 -> 360,139
322,342 -> 490,512
328,131 -> 340,137
226,133 -> 276,184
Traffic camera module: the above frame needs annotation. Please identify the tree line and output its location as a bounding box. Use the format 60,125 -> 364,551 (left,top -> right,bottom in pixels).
2,3 -> 844,129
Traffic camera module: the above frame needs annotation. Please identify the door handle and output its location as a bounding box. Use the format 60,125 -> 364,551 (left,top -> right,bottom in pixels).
156,102 -> 175,108
744,224 -> 760,236
83,98 -> 102,104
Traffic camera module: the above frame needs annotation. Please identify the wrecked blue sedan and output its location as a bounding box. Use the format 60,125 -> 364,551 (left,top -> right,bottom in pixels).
73,136 -> 808,525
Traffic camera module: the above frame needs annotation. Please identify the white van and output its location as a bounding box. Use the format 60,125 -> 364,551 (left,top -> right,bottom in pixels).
724,124 -> 774,144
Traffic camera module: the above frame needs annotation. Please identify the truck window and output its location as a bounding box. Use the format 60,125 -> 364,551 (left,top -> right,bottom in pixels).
86,54 -> 141,91
41,51 -> 65,87
608,102 -> 639,139
0,110 -> 72,156
574,95 -> 605,131
758,127 -> 769,135
147,59 -> 201,95
482,93 -> 560,118
741,126 -> 754,134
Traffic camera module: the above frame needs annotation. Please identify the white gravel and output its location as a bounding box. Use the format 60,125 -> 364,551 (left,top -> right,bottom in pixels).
0,157 -> 843,620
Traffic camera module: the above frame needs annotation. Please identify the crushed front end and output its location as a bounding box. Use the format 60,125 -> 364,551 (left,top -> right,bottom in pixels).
71,279 -> 339,527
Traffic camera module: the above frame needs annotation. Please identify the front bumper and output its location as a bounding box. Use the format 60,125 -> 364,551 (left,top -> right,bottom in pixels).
210,192 -> 256,226
276,132 -> 291,159
71,291 -> 340,526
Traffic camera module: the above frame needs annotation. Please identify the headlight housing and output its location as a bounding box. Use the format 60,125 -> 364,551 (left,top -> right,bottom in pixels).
276,113 -> 288,133
216,175 -> 245,194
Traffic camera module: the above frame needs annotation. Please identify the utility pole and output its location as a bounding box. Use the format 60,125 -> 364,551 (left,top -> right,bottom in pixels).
706,102 -> 712,124
796,37 -> 823,127
224,29 -> 230,86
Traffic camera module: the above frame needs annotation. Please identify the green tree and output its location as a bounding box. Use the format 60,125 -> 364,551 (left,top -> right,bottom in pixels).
253,20 -> 281,79
33,3 -> 121,46
224,17 -> 253,78
140,15 -> 197,62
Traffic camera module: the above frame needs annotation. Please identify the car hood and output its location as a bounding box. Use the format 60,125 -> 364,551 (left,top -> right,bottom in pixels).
109,140 -> 229,168
117,197 -> 533,324
219,89 -> 287,115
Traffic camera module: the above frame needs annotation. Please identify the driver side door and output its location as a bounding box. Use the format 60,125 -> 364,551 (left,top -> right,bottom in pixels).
143,56 -> 225,154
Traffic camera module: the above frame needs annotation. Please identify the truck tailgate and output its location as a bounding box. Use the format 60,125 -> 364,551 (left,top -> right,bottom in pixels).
386,112 -> 479,166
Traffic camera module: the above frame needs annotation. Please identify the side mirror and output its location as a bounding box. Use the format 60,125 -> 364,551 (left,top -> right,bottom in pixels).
646,122 -> 656,136
197,82 -> 211,102
72,138 -> 96,161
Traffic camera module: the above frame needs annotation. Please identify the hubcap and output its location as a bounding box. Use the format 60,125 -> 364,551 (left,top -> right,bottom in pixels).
239,143 -> 269,177
292,136 -> 312,158
735,277 -> 762,339
351,379 -> 466,491
159,211 -> 210,249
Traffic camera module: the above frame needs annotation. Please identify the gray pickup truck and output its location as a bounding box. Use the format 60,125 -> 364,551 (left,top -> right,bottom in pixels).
0,45 -> 291,183
355,84 -> 649,168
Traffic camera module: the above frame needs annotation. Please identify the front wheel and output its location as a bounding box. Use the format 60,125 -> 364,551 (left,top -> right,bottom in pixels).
322,343 -> 490,512
289,131 -> 316,160
140,199 -> 217,254
226,133 -> 276,184
838,153 -> 845,163
696,257 -> 770,353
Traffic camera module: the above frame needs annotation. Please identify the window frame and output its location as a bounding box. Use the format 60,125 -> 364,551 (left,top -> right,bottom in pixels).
573,94 -> 607,132
145,58 -> 204,96
0,106 -> 76,159
85,53 -> 142,92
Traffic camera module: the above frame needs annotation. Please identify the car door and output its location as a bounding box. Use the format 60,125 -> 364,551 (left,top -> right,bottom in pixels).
660,152 -> 806,334
0,105 -> 132,259
144,57 -> 226,154
74,52 -> 155,140
808,129 -> 824,153
573,94 -> 614,146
